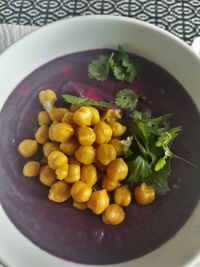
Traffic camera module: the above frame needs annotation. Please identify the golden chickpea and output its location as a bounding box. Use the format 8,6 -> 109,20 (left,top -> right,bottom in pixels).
107,120 -> 127,137
107,158 -> 128,181
60,137 -> 79,156
87,106 -> 100,125
51,123 -> 74,143
81,164 -> 98,186
38,89 -> 57,111
75,145 -> 96,165
94,121 -> 112,144
134,183 -> 155,205
114,185 -> 132,207
48,150 -> 68,170
50,107 -> 69,122
61,111 -> 76,127
48,122 -> 56,141
56,164 -> 69,180
43,142 -> 60,158
109,138 -> 124,156
65,164 -> 80,183
87,189 -> 110,215
78,126 -> 96,146
38,111 -> 51,126
71,181 -> 92,203
39,165 -> 56,186
48,180 -> 71,203
70,104 -> 79,112
73,106 -> 93,126
102,176 -> 120,191
101,109 -> 121,121
102,204 -> 125,225
35,125 -> 49,144
18,139 -> 38,158
23,161 -> 40,177
73,201 -> 87,210
96,144 -> 116,166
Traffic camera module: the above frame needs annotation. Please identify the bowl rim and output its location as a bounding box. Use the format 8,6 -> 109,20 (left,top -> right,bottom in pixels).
0,15 -> 200,267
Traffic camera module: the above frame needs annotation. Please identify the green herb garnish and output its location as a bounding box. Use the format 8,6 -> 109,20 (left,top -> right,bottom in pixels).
88,46 -> 138,83
62,94 -> 111,107
115,88 -> 138,109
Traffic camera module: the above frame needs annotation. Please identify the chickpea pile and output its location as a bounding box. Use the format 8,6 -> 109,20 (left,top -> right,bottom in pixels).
18,89 -> 156,225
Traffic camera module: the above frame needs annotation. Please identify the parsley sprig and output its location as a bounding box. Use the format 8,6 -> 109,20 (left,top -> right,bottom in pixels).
88,46 -> 138,83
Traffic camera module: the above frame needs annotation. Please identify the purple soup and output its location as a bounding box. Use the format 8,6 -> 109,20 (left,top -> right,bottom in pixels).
0,49 -> 200,264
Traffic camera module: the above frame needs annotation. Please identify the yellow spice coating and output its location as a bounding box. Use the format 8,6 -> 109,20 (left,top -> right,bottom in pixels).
134,183 -> 155,205
39,165 -> 57,186
38,110 -> 51,126
23,161 -> 40,177
114,185 -> 132,207
81,164 -> 98,186
18,139 -> 38,158
51,122 -> 74,143
107,158 -> 128,181
75,145 -> 96,165
70,181 -> 92,203
35,125 -> 49,144
96,144 -> 116,166
65,164 -> 81,183
48,180 -> 71,203
102,204 -> 125,225
87,189 -> 110,215
48,150 -> 68,170
94,121 -> 112,144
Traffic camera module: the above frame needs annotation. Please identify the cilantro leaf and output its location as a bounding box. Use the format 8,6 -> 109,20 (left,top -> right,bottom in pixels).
88,46 -> 139,83
127,156 -> 152,183
149,159 -> 171,195
111,46 -> 138,83
115,89 -> 138,110
156,126 -> 182,147
62,94 -> 111,107
88,55 -> 110,81
155,157 -> 166,171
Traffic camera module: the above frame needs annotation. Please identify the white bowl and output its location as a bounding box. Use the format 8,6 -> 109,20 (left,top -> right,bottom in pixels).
0,15 -> 200,267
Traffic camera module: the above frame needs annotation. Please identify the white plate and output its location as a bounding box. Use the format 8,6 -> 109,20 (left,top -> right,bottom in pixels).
0,15 -> 200,267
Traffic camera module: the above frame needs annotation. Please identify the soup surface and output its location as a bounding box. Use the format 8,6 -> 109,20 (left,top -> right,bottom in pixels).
0,49 -> 200,264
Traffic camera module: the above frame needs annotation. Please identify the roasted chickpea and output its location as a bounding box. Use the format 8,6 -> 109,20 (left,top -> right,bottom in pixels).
102,176 -> 120,191
102,204 -> 125,225
51,123 -> 74,143
107,120 -> 126,137
43,142 -> 59,158
48,180 -> 71,203
75,145 -> 96,165
48,122 -> 56,141
56,164 -> 69,180
96,144 -> 116,166
35,125 -> 49,144
23,161 -> 40,177
71,181 -> 92,203
87,106 -> 100,125
38,111 -> 51,126
61,111 -> 76,127
39,165 -> 56,186
48,150 -> 68,170
101,109 -> 121,121
81,164 -> 98,186
73,201 -> 87,210
38,89 -> 57,111
73,106 -> 93,126
114,185 -> 131,207
94,121 -> 112,144
87,189 -> 110,214
50,107 -> 69,122
109,138 -> 124,156
60,137 -> 79,156
65,164 -> 80,183
18,139 -> 38,157
107,158 -> 128,181
78,126 -> 96,146
134,183 -> 155,205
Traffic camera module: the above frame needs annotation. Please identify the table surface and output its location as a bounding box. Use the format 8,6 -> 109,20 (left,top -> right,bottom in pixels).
0,1 -> 200,265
